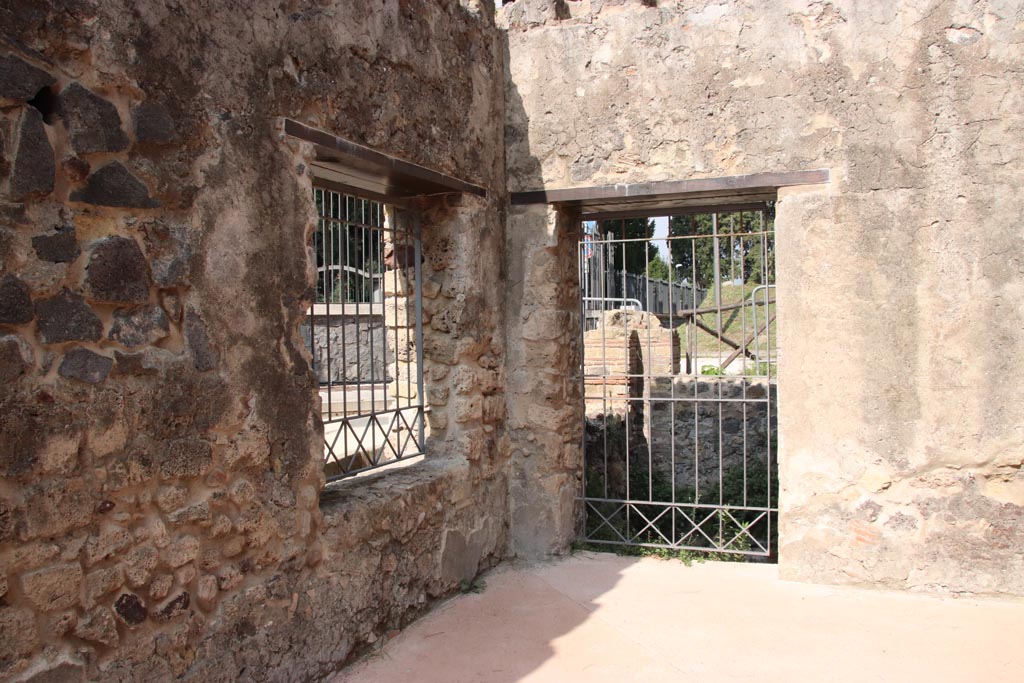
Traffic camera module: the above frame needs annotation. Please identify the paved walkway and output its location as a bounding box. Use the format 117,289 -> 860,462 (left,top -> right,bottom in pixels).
338,553 -> 1024,682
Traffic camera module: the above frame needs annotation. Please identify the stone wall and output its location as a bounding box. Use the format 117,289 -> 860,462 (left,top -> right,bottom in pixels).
503,0 -> 1024,595
646,378 -> 776,492
504,204 -> 584,558
0,0 -> 510,680
301,314 -> 388,385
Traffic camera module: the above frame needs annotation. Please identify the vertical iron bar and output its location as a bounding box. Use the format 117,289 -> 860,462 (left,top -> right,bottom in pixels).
691,237 -> 699,512
414,215 -> 425,453
644,236 -> 652,503
578,231 -> 588,514
740,213 -> 748,508
666,222 -> 677,545
325,193 -> 335,465
715,213 -> 724,549
763,209 -> 773,553
390,212 -> 401,454
600,228 -> 609,500
405,222 -> 412,424
621,220 -> 630,538
372,197 -> 380,466
342,195 -> 352,468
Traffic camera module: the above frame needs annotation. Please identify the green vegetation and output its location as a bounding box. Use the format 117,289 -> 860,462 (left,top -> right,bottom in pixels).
668,209 -> 775,289
584,447 -> 778,563
680,281 -> 778,365
646,254 -> 671,281
599,217 -> 656,275
573,540 -> 707,566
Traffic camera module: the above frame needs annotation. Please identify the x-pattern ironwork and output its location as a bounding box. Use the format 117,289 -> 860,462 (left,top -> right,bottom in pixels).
584,502 -> 772,556
324,408 -> 424,474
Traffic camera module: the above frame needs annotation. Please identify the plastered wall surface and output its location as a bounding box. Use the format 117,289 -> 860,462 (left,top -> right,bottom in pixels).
1,0 -> 1023,680
502,0 -> 1024,594
0,1 -> 510,680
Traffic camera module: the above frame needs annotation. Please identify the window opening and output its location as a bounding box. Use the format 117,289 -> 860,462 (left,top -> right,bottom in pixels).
306,186 -> 425,481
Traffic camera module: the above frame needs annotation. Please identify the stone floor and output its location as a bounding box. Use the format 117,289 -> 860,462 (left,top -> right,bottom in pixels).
337,552 -> 1024,682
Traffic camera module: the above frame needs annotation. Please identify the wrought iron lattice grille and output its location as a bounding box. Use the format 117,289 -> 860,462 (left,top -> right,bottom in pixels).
579,209 -> 778,557
308,187 -> 425,481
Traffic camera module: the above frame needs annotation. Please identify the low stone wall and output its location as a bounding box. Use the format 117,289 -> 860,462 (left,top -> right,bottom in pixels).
646,378 -> 776,492
584,376 -> 776,499
84,458 -> 508,683
301,314 -> 388,385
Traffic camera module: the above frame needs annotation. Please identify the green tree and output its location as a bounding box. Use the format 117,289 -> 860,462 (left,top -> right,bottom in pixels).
668,209 -> 775,287
599,218 -> 655,275
668,213 -> 723,288
646,254 -> 671,281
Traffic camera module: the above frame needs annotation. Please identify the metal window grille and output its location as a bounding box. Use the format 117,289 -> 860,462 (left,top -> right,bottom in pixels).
580,208 -> 778,557
306,186 -> 425,481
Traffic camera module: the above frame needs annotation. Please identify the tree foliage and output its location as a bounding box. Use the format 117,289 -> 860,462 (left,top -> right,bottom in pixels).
646,254 -> 671,281
599,218 -> 655,275
595,209 -> 775,287
668,210 -> 775,288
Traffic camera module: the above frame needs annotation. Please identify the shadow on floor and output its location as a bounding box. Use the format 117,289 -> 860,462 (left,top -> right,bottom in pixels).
335,552 -> 640,682
337,552 -> 1024,683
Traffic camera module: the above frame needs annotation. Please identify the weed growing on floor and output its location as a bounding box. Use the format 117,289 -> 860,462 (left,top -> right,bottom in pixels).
459,578 -> 486,594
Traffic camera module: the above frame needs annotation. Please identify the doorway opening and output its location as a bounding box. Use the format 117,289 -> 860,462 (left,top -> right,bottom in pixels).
580,206 -> 778,558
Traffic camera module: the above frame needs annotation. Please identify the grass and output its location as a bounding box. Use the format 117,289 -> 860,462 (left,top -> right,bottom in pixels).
680,281 -> 778,365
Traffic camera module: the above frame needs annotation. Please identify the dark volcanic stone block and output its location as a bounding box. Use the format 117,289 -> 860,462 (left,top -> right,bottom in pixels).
0,53 -> 55,101
142,221 -> 192,287
58,82 -> 129,153
133,102 -> 177,144
184,311 -> 218,372
58,347 -> 113,383
32,224 -> 80,263
0,274 -> 33,325
109,305 -> 169,347
35,289 -> 102,343
113,592 -> 147,626
0,335 -> 31,382
70,162 -> 159,208
84,236 -> 151,304
10,108 -> 54,199
153,591 -> 190,621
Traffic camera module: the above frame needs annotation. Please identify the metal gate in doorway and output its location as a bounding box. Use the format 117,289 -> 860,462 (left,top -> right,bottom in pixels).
579,208 -> 778,557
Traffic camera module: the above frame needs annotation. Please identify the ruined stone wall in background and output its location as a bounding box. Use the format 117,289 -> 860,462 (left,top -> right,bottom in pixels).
0,1 -> 508,680
502,0 -> 1024,594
